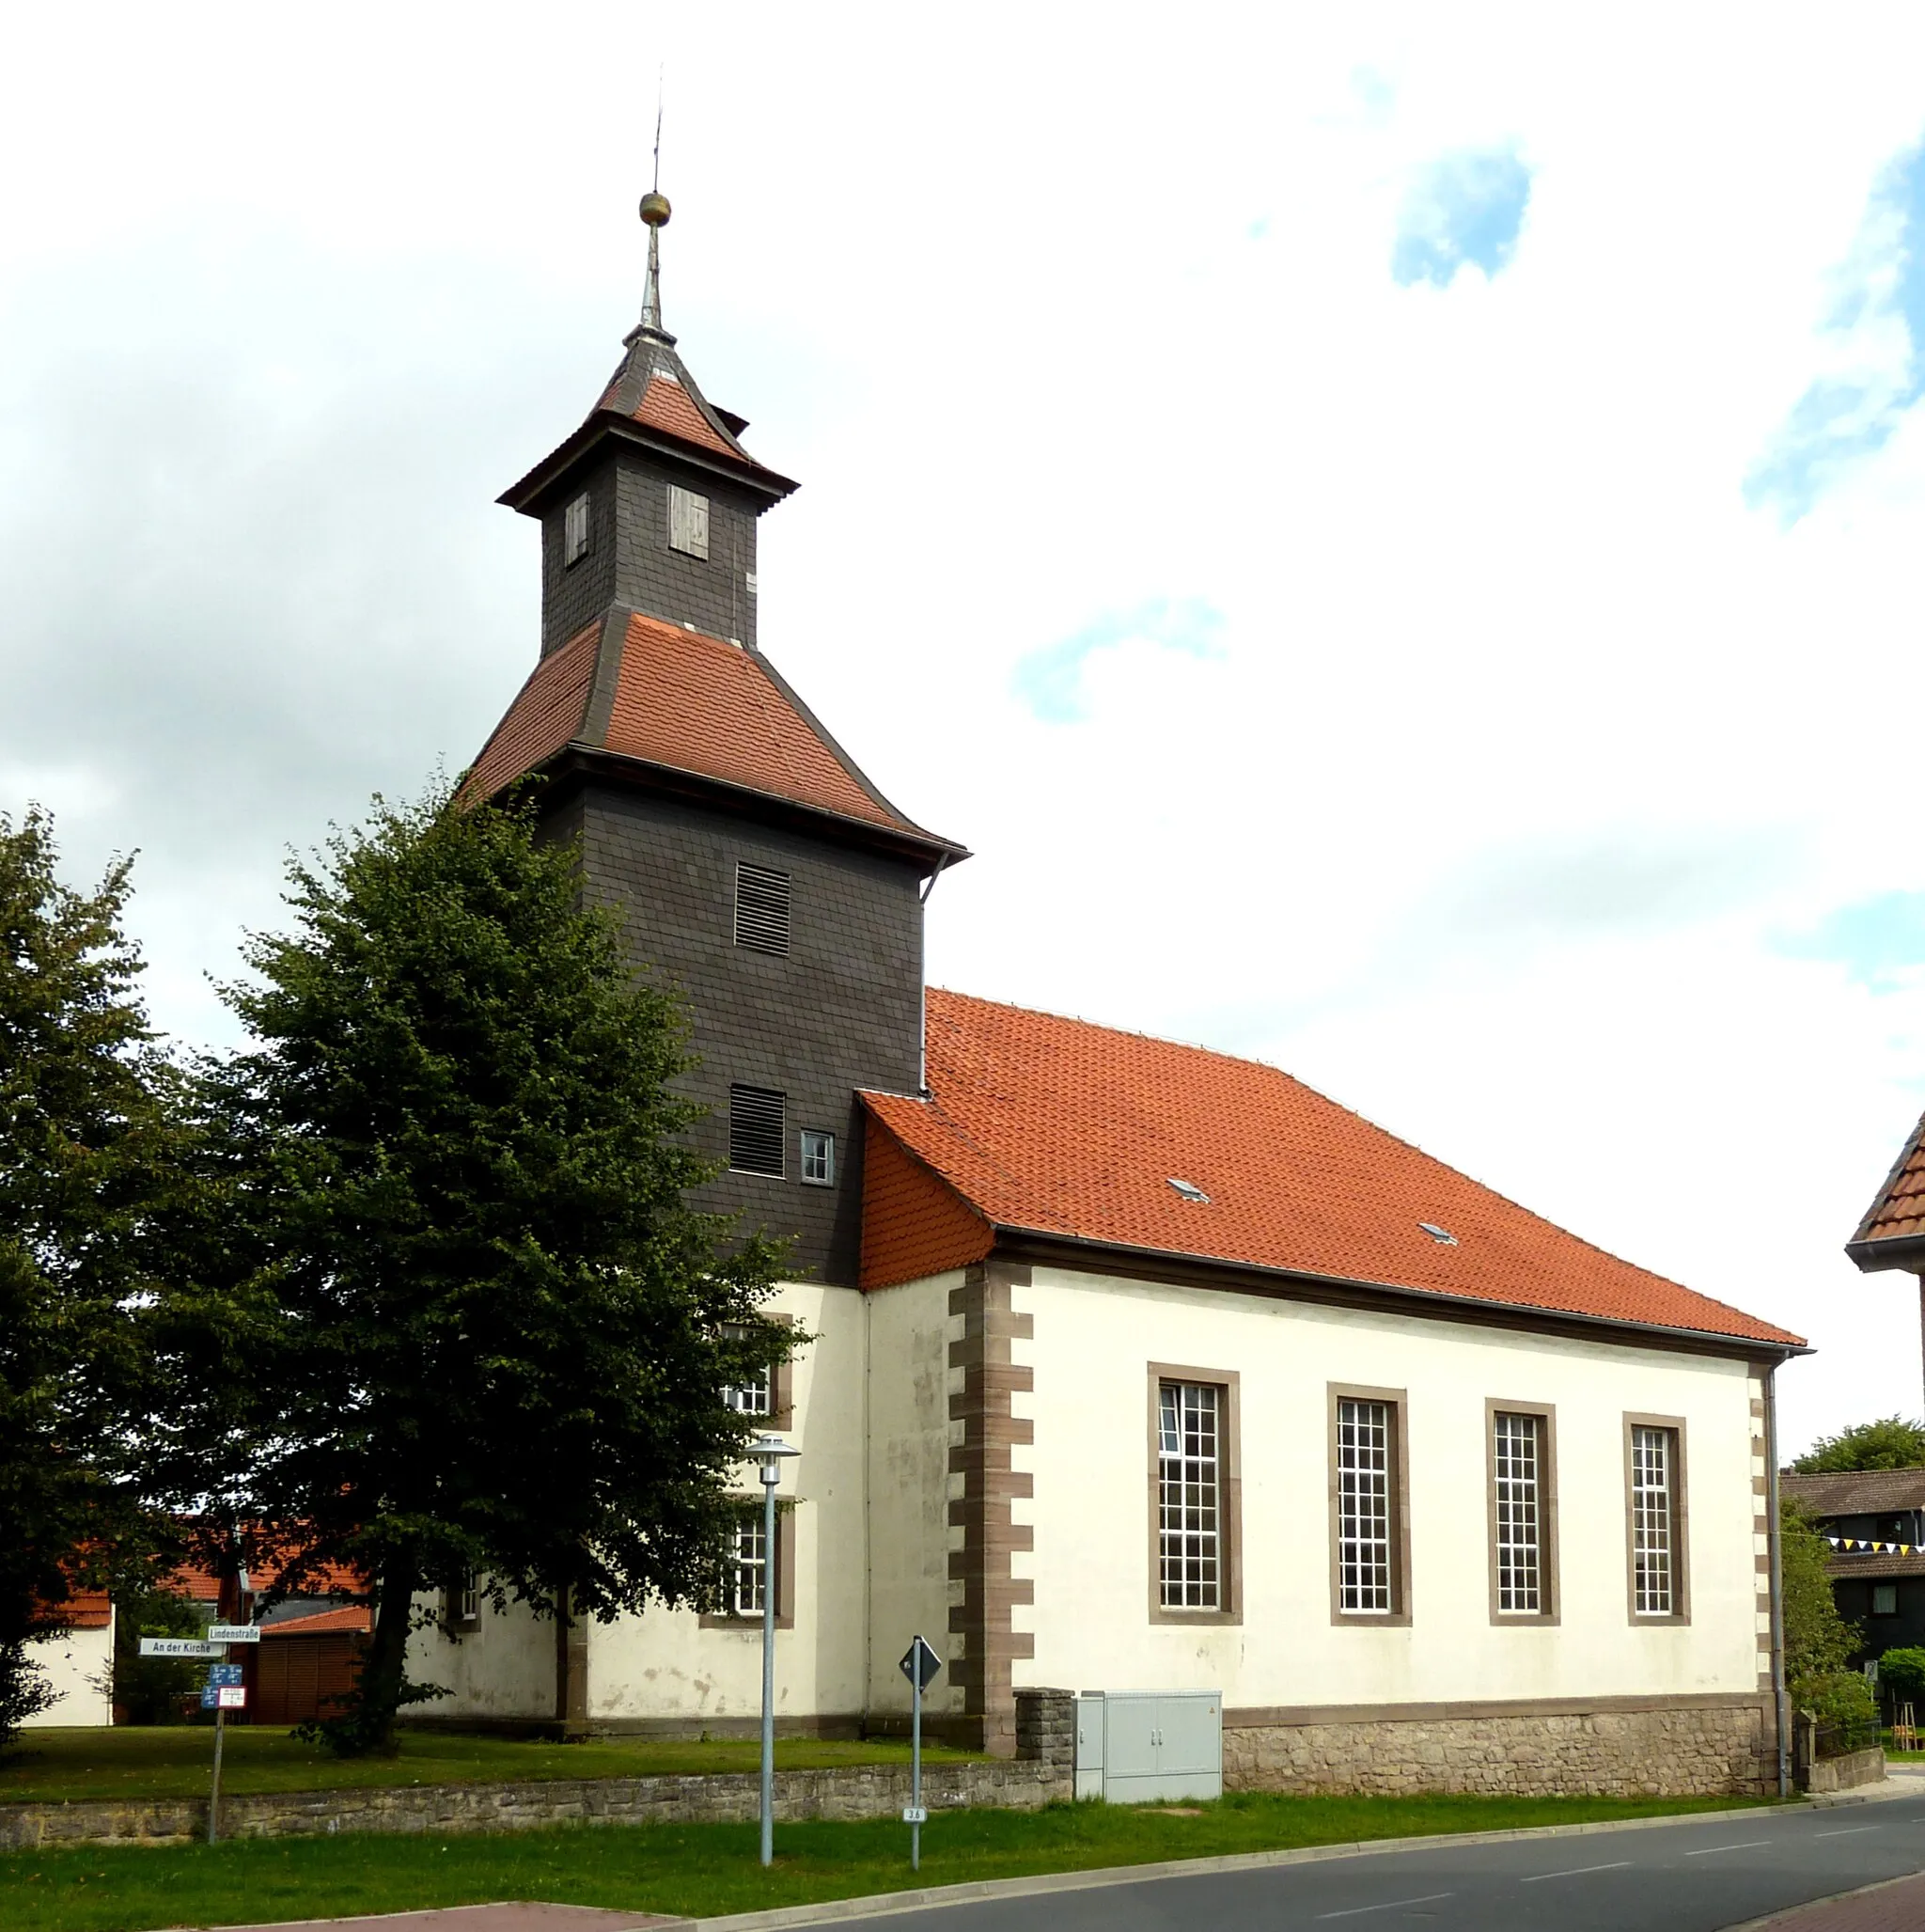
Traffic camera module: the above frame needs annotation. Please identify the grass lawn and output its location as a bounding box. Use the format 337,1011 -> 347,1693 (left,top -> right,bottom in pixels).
2,1791 -> 1771,1932
0,1727 -> 978,1807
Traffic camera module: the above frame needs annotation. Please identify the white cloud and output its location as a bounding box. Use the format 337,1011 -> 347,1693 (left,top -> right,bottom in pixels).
7,2 -> 1925,1449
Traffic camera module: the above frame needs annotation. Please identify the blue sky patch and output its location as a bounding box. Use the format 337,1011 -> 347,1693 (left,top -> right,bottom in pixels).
1391,149 -> 1531,290
1012,599 -> 1225,724
1777,889 -> 1925,990
1748,137 -> 1925,522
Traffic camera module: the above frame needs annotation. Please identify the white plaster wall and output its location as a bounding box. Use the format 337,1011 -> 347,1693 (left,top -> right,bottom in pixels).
588,1280 -> 869,1722
415,1591 -> 558,1720
23,1614 -> 114,1728
1016,1267 -> 1762,1711
865,1270 -> 961,1720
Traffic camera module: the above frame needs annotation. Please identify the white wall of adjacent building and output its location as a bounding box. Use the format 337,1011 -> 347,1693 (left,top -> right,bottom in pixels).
23,1612 -> 115,1728
1014,1264 -> 1761,1710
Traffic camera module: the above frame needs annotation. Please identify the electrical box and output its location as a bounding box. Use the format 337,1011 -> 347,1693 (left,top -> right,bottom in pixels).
1073,1689 -> 1222,1803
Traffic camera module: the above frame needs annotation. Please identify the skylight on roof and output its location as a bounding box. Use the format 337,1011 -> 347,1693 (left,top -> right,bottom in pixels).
1167,1177 -> 1211,1204
1417,1221 -> 1458,1246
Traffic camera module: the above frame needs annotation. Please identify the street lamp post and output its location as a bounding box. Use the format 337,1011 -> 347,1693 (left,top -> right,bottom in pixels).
751,1433 -> 800,1868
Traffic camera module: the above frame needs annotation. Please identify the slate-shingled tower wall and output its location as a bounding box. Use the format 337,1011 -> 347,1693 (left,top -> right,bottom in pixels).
480,306 -> 962,1290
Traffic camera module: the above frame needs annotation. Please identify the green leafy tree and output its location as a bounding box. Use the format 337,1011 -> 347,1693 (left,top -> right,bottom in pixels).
1792,1417 -> 1925,1473
1876,1645 -> 1925,1710
112,1586 -> 206,1725
1781,1499 -> 1876,1730
0,808 -> 180,1751
154,785 -> 790,1754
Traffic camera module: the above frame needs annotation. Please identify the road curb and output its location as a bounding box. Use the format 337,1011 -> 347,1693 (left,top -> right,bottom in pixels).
691,1796 -> 1818,1930
1720,1866 -> 1925,1930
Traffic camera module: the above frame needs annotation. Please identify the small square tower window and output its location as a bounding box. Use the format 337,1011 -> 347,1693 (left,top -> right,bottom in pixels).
800,1129 -> 835,1186
668,484 -> 711,559
563,493 -> 590,567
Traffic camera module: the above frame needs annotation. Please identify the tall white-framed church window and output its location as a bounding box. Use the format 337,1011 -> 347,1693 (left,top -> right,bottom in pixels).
1628,1420 -> 1686,1619
563,492 -> 590,566
1336,1397 -> 1394,1613
1493,1411 -> 1542,1614
728,1513 -> 766,1617
1157,1380 -> 1220,1610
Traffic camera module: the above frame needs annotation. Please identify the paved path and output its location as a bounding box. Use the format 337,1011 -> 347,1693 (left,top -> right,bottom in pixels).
214,1908 -> 686,1932
803,1793 -> 1925,1932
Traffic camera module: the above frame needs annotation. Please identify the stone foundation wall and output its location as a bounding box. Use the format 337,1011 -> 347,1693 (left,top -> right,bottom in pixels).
1224,1698 -> 1773,1798
1803,1748 -> 1886,1795
0,1757 -> 1071,1853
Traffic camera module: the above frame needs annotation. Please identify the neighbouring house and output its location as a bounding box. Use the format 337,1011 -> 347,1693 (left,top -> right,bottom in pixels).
22,1586 -> 113,1729
408,195 -> 1809,1798
1780,1468 -> 1925,1669
1845,1112 -> 1925,1405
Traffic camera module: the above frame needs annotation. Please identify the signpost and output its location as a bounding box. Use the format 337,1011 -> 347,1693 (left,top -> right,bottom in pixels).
137,1638 -> 224,1659
196,1633 -> 258,1842
898,1636 -> 942,1873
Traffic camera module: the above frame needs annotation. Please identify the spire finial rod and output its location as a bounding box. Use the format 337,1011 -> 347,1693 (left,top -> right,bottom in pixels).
638,88 -> 670,336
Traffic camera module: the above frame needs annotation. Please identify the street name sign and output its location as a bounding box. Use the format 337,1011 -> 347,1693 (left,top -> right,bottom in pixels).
207,1624 -> 260,1643
138,1638 -> 224,1658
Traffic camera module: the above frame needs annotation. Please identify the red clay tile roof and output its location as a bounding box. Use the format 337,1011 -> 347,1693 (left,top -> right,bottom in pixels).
166,1552 -> 368,1603
260,1605 -> 371,1638
464,620 -> 602,805
465,608 -> 957,852
631,375 -> 741,461
860,990 -> 1802,1348
1849,1108 -> 1925,1262
49,1586 -> 112,1631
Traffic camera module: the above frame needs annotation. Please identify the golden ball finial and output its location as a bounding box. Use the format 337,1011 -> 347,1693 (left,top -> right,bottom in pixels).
639,191 -> 672,228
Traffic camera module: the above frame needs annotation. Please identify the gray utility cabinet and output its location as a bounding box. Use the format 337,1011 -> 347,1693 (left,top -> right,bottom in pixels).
1073,1689 -> 1223,1803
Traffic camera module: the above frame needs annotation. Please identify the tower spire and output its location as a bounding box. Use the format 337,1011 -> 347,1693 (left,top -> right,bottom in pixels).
638,97 -> 670,338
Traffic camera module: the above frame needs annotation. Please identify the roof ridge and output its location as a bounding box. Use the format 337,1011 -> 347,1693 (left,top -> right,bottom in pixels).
923,986 -> 1776,1328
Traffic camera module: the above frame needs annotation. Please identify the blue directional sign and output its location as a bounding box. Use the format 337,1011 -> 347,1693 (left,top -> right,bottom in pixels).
200,1663 -> 243,1709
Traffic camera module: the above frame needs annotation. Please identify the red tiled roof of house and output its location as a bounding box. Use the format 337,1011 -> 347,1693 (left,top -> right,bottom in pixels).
166,1552 -> 368,1603
54,1586 -> 112,1631
1849,1108 -> 1925,1262
465,609 -> 958,853
260,1605 -> 371,1638
860,990 -> 1803,1349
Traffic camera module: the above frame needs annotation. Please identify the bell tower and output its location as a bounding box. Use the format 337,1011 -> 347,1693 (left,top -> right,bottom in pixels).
467,194 -> 966,1288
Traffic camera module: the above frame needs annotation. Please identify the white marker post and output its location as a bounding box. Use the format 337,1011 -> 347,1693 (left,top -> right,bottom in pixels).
203,1624 -> 259,1844
898,1636 -> 941,1873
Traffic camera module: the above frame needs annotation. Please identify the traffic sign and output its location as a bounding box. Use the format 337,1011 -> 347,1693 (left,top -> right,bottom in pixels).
207,1624 -> 260,1644
901,1806 -> 928,1824
206,1664 -> 243,1688
898,1636 -> 942,1690
138,1638 -> 224,1658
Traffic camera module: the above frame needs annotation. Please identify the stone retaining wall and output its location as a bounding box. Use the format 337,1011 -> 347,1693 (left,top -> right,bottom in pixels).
0,1758 -> 1071,1852
1803,1748 -> 1886,1795
1224,1699 -> 1773,1798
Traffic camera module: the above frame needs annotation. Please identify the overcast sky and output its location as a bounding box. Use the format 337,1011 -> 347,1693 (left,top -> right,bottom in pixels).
7,5 -> 1925,1454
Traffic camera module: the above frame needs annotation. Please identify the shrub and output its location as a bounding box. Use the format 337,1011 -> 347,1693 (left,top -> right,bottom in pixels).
1877,1646 -> 1925,1708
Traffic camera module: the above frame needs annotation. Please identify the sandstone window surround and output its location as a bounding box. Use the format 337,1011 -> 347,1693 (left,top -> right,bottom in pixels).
1328,1384 -> 1412,1627
718,1317 -> 794,1424
1147,1364 -> 1242,1626
1487,1399 -> 1559,1626
1625,1413 -> 1690,1625
701,1500 -> 795,1631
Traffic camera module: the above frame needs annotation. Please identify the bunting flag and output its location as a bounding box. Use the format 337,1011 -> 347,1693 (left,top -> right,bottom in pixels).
1827,1534 -> 1918,1556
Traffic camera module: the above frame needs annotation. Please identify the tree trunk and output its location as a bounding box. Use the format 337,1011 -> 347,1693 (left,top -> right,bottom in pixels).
354,1556 -> 420,1756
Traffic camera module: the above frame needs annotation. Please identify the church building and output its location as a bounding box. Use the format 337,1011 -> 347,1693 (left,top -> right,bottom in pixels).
418,196 -> 1807,1798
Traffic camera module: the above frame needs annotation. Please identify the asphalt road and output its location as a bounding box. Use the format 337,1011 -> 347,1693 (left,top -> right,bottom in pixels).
866,1794 -> 1925,1932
